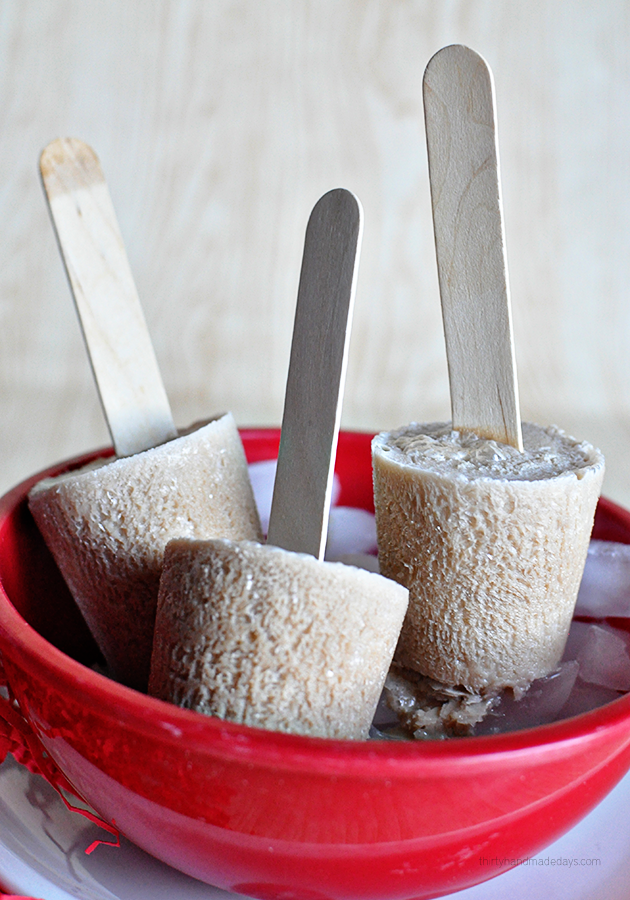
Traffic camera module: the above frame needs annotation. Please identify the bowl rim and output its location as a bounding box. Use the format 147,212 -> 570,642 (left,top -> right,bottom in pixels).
1,431 -> 630,778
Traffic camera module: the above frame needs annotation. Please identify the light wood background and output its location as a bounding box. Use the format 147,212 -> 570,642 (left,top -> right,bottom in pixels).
2,0 -> 630,507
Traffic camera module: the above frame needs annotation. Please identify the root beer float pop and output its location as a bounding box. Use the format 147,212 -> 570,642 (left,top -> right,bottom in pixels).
372,46 -> 604,696
29,140 -> 261,690
149,189 -> 409,739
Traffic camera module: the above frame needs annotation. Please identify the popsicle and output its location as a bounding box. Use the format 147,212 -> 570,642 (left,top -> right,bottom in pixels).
149,190 -> 409,739
29,139 -> 261,690
372,46 -> 604,697
373,422 -> 604,693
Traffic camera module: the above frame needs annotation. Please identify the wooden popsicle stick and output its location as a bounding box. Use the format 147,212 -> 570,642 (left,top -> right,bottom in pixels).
423,45 -> 523,450
40,138 -> 177,457
266,188 -> 363,560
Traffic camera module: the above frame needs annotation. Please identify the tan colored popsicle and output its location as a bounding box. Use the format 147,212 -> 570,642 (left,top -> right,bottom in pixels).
31,140 -> 261,690
150,190 -> 410,739
30,413 -> 262,690
373,422 -> 604,693
150,538 -> 408,739
372,46 -> 604,696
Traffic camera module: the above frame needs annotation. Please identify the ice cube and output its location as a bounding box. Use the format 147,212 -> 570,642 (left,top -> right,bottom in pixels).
332,552 -> 380,573
474,661 -> 579,735
325,507 -> 377,561
563,620 -> 630,691
575,540 -> 630,618
557,679 -> 623,720
371,689 -> 401,728
247,459 -> 277,535
248,458 -> 341,536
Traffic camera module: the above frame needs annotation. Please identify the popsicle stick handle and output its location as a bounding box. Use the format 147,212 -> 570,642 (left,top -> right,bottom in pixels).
423,45 -> 523,450
40,138 -> 177,457
267,188 -> 363,559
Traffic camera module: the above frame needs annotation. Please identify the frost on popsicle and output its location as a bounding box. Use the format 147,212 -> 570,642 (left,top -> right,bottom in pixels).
365,46 -> 604,735
372,423 -> 604,694
29,413 -> 262,691
31,139 -> 263,692
147,189 -> 412,741
149,537 -> 408,740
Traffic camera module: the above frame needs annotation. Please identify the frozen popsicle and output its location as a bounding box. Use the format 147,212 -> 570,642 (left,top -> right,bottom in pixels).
372,46 -> 605,699
149,538 -> 408,739
30,413 -> 261,690
29,139 -> 261,690
149,189 -> 409,739
373,422 -> 604,693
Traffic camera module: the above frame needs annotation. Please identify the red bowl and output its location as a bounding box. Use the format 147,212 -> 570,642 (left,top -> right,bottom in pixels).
1,429 -> 630,900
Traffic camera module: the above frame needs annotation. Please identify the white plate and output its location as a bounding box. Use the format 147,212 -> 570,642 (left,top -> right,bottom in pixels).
0,753 -> 629,900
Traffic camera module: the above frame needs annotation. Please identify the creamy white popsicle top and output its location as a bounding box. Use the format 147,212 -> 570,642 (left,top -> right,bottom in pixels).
372,421 -> 604,694
378,422 -> 601,481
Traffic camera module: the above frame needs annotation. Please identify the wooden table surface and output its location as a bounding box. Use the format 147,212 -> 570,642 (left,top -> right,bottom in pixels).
1,0 -> 630,509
